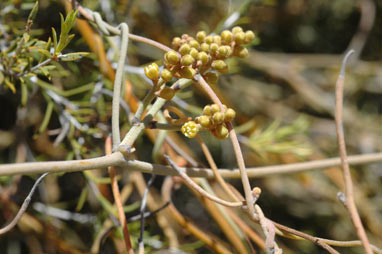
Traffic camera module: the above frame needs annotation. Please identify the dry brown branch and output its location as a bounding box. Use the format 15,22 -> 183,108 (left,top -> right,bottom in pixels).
105,137 -> 134,254
335,49 -> 372,254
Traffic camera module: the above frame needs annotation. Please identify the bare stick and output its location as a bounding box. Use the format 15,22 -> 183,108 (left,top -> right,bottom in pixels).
196,134 -> 240,202
164,155 -> 244,207
0,152 -> 381,178
335,49 -> 372,254
0,173 -> 48,235
105,137 -> 134,254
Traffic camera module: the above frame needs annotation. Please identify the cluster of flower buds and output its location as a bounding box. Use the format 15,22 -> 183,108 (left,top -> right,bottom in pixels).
181,104 -> 236,139
161,27 -> 255,80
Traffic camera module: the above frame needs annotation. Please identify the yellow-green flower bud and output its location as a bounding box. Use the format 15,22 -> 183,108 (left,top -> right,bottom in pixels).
224,108 -> 236,122
165,51 -> 180,65
221,30 -> 233,44
232,26 -> 243,34
181,121 -> 199,138
210,104 -> 220,114
189,48 -> 199,59
179,66 -> 196,79
181,54 -> 195,66
234,47 -> 249,58
189,40 -> 200,49
158,86 -> 175,100
197,115 -> 211,128
244,30 -> 255,44
213,35 -> 221,45
200,43 -> 209,52
204,72 -> 218,85
209,43 -> 219,54
217,46 -> 232,58
203,105 -> 212,116
212,112 -> 224,124
161,68 -> 173,82
144,63 -> 160,80
212,60 -> 229,74
214,124 -> 229,139
179,44 -> 191,55
196,31 -> 206,43
234,31 -> 246,44
197,52 -> 209,65
172,37 -> 181,49
205,35 -> 214,44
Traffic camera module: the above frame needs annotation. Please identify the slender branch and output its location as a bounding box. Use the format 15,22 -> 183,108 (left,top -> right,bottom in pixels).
15,58 -> 53,78
165,155 -> 244,207
111,23 -> 129,148
0,173 -> 48,235
105,137 -> 134,254
196,134 -> 240,202
335,49 -> 372,254
138,174 -> 156,254
0,152 -> 381,178
76,4 -> 173,52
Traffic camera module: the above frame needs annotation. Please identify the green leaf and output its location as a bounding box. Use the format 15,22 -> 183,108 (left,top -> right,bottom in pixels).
0,71 -> 4,85
37,49 -> 52,58
27,1 -> 39,21
60,52 -> 89,61
51,28 -> 57,52
4,78 -> 16,93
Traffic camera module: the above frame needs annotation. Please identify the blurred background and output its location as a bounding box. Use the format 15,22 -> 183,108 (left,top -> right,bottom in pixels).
0,0 -> 381,253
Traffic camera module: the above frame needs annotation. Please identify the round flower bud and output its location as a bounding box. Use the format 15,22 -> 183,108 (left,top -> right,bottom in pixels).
212,112 -> 224,124
144,63 -> 159,80
161,68 -> 173,82
165,51 -> 180,65
197,52 -> 209,65
181,54 -> 195,66
235,47 -> 249,58
172,37 -> 181,49
189,40 -> 200,49
217,46 -> 232,58
189,48 -> 199,59
232,26 -> 243,34
181,121 -> 199,138
158,87 -> 175,100
224,108 -> 236,122
213,35 -> 221,45
214,124 -> 229,139
203,105 -> 212,116
210,104 -> 220,114
196,31 -> 206,43
234,31 -> 246,45
204,72 -> 218,85
221,30 -> 233,44
209,43 -> 219,54
244,30 -> 255,44
205,35 -> 214,44
197,115 -> 211,128
179,44 -> 191,55
179,66 -> 196,79
200,43 -> 209,52
212,60 -> 229,74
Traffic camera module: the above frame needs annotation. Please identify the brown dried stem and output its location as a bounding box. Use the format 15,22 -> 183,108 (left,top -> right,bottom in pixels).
335,49 -> 372,254
105,137 -> 134,254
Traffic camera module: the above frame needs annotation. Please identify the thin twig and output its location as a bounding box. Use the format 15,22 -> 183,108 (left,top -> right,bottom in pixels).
196,134 -> 240,202
111,23 -> 129,148
105,137 -> 134,254
138,174 -> 156,254
0,152 -> 381,178
335,49 -> 372,254
0,173 -> 48,235
164,155 -> 244,208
